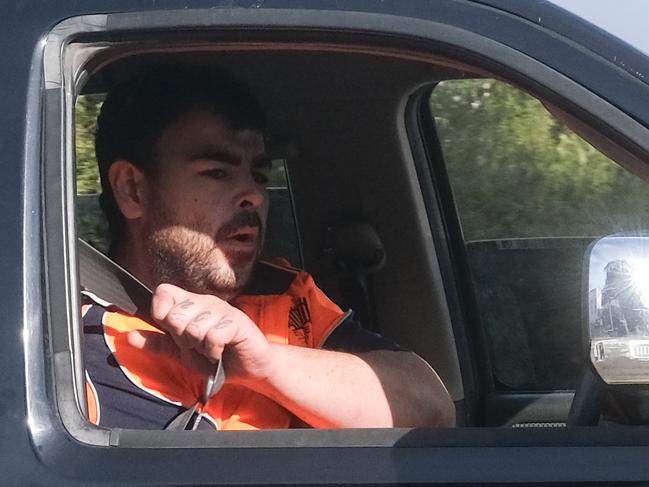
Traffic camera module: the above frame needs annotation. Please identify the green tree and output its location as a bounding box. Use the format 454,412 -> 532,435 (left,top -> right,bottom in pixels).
76,94 -> 104,194
76,94 -> 108,251
430,79 -> 649,241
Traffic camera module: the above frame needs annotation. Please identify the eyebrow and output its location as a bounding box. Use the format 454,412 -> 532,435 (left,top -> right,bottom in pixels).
190,148 -> 241,166
190,147 -> 271,169
251,154 -> 272,170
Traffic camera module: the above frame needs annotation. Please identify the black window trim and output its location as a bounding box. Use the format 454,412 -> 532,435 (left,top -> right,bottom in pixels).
406,83 -> 489,427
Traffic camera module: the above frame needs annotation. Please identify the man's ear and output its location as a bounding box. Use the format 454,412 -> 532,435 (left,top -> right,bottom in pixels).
108,160 -> 149,220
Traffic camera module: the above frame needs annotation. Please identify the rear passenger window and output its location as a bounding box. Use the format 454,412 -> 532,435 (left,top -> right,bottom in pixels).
429,79 -> 649,391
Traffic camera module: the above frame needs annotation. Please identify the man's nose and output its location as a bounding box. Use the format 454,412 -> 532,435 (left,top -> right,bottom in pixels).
236,177 -> 266,209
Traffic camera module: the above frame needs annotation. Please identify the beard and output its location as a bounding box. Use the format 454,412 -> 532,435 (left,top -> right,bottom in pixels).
143,204 -> 263,300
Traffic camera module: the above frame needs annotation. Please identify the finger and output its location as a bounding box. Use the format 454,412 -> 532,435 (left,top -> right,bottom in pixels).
127,330 -> 179,359
168,295 -> 235,348
179,309 -> 217,349
153,285 -> 206,348
200,318 -> 238,362
151,283 -> 190,323
127,330 -> 213,375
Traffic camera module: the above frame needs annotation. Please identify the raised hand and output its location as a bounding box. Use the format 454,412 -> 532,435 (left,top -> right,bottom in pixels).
127,283 -> 274,383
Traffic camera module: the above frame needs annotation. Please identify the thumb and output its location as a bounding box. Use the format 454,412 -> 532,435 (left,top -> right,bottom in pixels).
127,329 -> 213,375
127,329 -> 179,359
151,283 -> 191,322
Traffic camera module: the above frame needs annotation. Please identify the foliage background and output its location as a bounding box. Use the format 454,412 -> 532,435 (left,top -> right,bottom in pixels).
430,79 -> 649,241
76,95 -> 108,251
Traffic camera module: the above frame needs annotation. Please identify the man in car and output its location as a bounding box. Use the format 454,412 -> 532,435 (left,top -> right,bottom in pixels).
82,63 -> 454,430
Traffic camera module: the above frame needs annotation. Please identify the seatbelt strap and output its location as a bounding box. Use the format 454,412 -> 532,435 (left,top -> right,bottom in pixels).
78,238 -> 154,323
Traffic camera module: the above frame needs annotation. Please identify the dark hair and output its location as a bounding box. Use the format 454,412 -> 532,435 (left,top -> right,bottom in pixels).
94,62 -> 266,253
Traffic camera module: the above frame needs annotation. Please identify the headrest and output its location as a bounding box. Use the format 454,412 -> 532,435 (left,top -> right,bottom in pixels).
324,221 -> 386,275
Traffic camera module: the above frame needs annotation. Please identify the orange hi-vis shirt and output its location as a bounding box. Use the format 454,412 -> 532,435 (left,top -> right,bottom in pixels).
83,262 -> 347,430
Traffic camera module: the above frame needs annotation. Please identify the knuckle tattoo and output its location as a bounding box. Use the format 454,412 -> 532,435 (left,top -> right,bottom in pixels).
169,310 -> 190,321
213,319 -> 233,330
192,310 -> 211,323
184,322 -> 200,337
177,299 -> 194,310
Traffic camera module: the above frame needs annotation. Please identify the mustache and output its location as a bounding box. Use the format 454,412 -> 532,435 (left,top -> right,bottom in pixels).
215,210 -> 263,240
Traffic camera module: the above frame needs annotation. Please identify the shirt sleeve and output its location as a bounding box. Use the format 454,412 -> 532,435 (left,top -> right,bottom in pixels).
322,311 -> 403,352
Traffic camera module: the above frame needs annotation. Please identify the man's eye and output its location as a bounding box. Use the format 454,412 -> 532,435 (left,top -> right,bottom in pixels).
253,172 -> 270,185
203,169 -> 227,179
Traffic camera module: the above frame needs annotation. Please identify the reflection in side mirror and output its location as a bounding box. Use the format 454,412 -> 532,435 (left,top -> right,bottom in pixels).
587,235 -> 649,384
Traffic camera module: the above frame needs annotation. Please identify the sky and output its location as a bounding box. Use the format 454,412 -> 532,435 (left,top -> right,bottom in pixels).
550,0 -> 649,55
589,237 -> 649,292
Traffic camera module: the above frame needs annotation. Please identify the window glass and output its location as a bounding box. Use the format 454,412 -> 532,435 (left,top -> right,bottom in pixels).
76,94 -> 109,251
263,168 -> 302,266
429,79 -> 649,391
75,95 -> 301,265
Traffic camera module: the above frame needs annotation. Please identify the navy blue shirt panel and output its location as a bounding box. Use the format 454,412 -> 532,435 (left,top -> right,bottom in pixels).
322,312 -> 402,352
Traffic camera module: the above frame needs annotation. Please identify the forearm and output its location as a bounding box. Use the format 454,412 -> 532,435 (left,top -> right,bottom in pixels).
141,284 -> 455,428
241,343 -> 455,429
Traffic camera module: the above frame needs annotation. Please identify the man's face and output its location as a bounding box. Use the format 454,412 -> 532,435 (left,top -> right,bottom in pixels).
141,109 -> 270,298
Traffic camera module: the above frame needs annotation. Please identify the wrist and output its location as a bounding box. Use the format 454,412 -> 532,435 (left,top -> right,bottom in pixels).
235,342 -> 283,393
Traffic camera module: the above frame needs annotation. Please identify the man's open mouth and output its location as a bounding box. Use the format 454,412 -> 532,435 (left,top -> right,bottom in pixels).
222,226 -> 259,243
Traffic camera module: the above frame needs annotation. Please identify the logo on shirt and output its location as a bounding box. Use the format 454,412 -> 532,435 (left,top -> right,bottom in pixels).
289,297 -> 311,344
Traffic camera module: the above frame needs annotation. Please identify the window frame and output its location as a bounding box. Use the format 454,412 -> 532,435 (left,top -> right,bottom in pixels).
25,5 -> 649,484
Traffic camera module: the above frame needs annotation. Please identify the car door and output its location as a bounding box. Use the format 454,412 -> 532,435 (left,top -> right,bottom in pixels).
6,1 -> 649,485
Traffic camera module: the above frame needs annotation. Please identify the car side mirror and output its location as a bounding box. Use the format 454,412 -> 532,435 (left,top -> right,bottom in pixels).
585,234 -> 649,385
